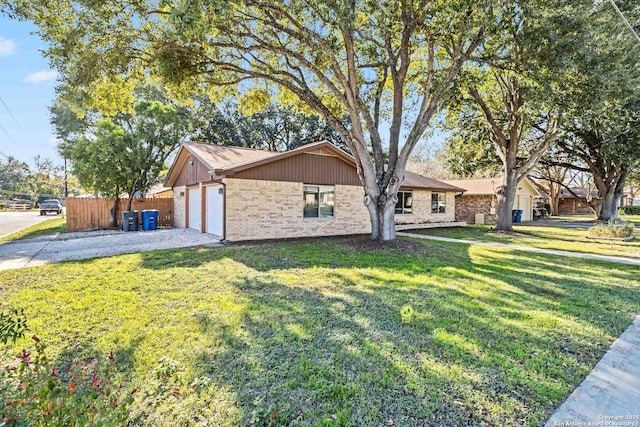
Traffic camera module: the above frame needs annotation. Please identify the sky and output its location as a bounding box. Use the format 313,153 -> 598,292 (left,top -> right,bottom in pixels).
0,16 -> 60,166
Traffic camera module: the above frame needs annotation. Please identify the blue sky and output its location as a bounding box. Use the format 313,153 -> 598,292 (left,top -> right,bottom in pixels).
0,16 -> 60,166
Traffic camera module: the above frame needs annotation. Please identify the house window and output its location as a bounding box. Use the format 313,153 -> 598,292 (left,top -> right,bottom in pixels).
431,192 -> 446,213
395,191 -> 413,214
303,185 -> 334,218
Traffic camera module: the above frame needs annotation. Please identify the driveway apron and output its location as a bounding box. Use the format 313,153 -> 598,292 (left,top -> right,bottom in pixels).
0,229 -> 221,271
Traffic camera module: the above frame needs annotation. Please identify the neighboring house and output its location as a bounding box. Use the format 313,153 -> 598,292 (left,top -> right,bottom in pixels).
119,184 -> 174,199
443,177 -> 540,224
558,187 -> 598,214
621,186 -> 639,206
144,184 -> 173,199
164,141 -> 463,241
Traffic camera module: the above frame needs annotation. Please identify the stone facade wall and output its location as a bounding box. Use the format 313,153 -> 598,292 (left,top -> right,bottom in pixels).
223,178 -> 371,241
173,185 -> 186,228
454,194 -> 497,224
394,190 -> 456,225
558,198 -> 595,215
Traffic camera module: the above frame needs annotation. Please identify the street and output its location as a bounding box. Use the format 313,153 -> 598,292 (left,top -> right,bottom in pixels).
0,211 -> 61,238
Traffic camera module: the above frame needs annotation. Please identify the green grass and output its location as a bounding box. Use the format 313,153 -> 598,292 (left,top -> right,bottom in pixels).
0,217 -> 66,243
551,213 -> 640,225
620,214 -> 640,225
1,237 -> 639,426
406,224 -> 640,258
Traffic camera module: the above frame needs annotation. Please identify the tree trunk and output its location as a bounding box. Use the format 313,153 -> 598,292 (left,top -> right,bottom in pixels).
549,195 -> 559,216
593,168 -> 627,221
495,169 -> 519,232
365,193 -> 397,241
108,198 -> 119,229
597,191 -> 618,221
127,190 -> 135,211
545,181 -> 560,216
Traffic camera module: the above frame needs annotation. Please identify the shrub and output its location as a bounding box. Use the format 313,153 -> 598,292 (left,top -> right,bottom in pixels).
588,218 -> 635,239
0,311 -> 135,427
619,205 -> 640,215
0,309 -> 28,346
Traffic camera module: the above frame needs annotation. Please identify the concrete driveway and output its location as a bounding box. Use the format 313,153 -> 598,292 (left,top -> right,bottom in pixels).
0,228 -> 221,271
0,211 -> 60,238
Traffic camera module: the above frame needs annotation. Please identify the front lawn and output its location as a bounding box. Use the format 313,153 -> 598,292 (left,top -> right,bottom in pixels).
406,224 -> 640,258
1,237 -> 639,426
620,214 -> 640,225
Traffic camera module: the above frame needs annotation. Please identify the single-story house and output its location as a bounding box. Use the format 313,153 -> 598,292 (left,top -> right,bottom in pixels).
558,187 -> 598,214
621,186 -> 638,207
119,184 -> 174,199
145,184 -> 174,199
164,141 -> 464,241
443,177 -> 540,224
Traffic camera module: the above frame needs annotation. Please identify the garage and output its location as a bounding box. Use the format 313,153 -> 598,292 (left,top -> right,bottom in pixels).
206,185 -> 224,237
515,195 -> 533,221
188,187 -> 201,231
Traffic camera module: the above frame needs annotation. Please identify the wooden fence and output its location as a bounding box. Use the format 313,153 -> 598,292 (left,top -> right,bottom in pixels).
65,197 -> 174,232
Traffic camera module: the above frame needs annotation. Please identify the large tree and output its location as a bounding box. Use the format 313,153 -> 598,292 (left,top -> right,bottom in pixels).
54,91 -> 193,226
558,100 -> 640,220
192,98 -> 348,152
553,0 -> 640,221
4,0 -> 496,241
30,155 -> 64,200
0,156 -> 31,197
443,2 -> 586,231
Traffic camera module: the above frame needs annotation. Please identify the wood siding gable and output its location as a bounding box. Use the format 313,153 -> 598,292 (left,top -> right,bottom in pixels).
173,154 -> 215,187
231,152 -> 361,186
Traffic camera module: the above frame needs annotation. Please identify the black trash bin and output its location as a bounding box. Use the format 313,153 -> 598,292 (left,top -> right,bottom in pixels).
512,209 -> 518,223
122,210 -> 139,232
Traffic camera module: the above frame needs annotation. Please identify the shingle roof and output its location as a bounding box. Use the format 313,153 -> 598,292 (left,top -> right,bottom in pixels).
559,187 -> 599,199
444,177 -> 542,196
167,141 -> 463,192
402,172 -> 466,192
443,178 -> 503,195
184,141 -> 278,170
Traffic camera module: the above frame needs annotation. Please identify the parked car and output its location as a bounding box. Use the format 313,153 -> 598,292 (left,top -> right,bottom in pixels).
40,200 -> 63,215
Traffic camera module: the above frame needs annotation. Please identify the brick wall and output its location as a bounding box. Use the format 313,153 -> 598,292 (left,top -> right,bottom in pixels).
454,194 -> 496,224
223,178 -> 371,241
558,198 -> 595,215
395,190 -> 456,225
173,185 -> 186,228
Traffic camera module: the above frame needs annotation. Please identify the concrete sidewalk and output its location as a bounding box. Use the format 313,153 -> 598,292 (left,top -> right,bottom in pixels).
0,228 -> 222,271
545,316 -> 640,426
398,232 -> 640,266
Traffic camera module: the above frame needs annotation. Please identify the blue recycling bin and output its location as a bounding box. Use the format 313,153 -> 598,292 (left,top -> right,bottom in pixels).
515,209 -> 523,223
141,209 -> 159,231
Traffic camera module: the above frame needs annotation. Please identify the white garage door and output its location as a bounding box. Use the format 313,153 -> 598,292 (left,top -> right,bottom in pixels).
188,187 -> 201,231
516,195 -> 532,221
206,185 -> 224,237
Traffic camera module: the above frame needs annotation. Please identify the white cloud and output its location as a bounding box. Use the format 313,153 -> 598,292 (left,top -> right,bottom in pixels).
0,38 -> 16,57
24,70 -> 58,83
